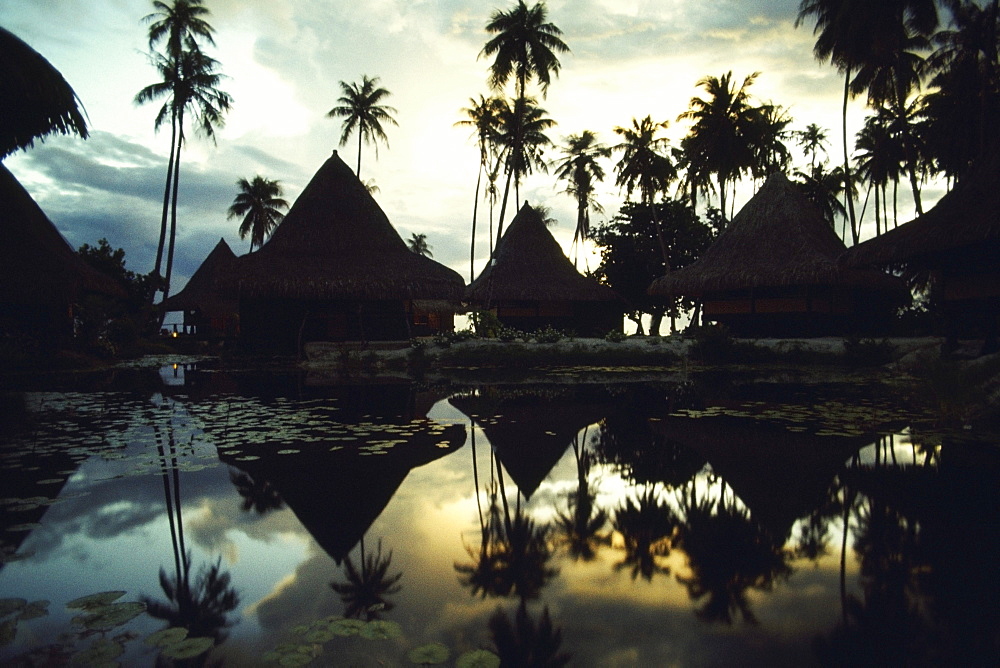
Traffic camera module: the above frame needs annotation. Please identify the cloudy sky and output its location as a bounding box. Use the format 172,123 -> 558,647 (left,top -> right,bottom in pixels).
2,0 -> 895,296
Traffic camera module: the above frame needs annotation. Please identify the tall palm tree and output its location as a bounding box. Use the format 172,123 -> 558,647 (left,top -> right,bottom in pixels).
613,116 -> 677,267
552,130 -> 611,257
136,46 -> 231,303
406,232 -> 433,257
796,123 -> 831,171
456,95 -> 503,280
330,538 -> 403,620
855,107 -> 905,235
139,0 -> 217,290
480,0 -> 569,248
227,176 -> 288,252
327,75 -> 398,178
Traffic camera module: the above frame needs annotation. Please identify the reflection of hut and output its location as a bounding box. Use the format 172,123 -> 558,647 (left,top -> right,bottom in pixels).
842,151 -> 1000,352
450,387 -> 609,498
223,151 -> 464,352
465,203 -> 623,336
0,163 -> 121,346
160,238 -> 238,339
649,174 -> 909,337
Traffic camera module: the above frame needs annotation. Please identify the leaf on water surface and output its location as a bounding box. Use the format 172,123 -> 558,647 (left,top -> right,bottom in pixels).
304,628 -> 334,643
18,600 -> 49,620
160,636 -> 214,659
360,619 -> 402,640
0,598 -> 27,617
456,649 -> 501,668
235,456 -> 261,461
408,642 -> 450,664
0,618 -> 16,647
329,618 -> 366,636
70,637 -> 124,666
277,450 -> 301,455
73,602 -> 146,630
7,523 -> 42,532
144,626 -> 188,647
36,479 -> 64,485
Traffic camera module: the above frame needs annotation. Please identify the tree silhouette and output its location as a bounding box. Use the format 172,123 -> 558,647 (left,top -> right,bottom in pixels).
612,487 -> 676,581
552,130 -> 611,260
457,95 -> 504,279
228,469 -> 283,515
406,232 -> 433,258
553,435 -> 608,561
228,175 -> 288,252
489,601 -> 571,667
327,74 -> 398,178
330,538 -> 403,620
142,553 -> 240,643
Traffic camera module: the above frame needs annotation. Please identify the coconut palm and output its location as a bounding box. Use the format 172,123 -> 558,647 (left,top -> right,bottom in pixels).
612,487 -> 676,582
135,46 -> 231,302
0,27 -> 89,158
327,75 -> 398,178
480,0 -> 569,248
855,107 -> 905,235
613,116 -> 677,267
138,0 -> 217,292
552,130 -> 611,256
793,163 -> 848,230
797,123 -> 831,171
228,176 -> 288,252
456,95 -> 504,280
330,538 -> 403,620
406,232 -> 433,257
554,435 -> 608,561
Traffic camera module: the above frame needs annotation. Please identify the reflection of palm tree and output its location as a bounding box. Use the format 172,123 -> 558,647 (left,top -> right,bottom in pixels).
554,434 -> 608,561
143,552 -> 240,642
612,487 -> 676,581
674,487 -> 792,624
330,537 -> 403,620
228,469 -> 283,515
489,600 -> 571,667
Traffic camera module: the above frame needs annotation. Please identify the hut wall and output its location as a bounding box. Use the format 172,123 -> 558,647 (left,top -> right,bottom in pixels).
0,302 -> 73,349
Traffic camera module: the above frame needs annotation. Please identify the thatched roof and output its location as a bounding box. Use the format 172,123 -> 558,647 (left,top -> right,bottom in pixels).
841,150 -> 1000,268
161,237 -> 237,314
223,151 -> 464,301
0,27 -> 89,159
0,163 -> 121,304
649,173 -> 906,297
466,202 -> 621,303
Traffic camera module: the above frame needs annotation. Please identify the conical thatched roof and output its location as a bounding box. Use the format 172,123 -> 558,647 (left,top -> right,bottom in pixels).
0,163 -> 120,303
223,151 -> 463,300
160,237 -> 236,313
842,150 -> 1000,268
0,27 -> 89,159
650,173 -> 905,297
466,202 -> 620,303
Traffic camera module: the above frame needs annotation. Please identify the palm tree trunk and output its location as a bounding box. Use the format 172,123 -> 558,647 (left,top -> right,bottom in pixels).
154,112 -> 178,286
163,122 -> 184,308
357,131 -> 363,178
894,86 -> 923,216
471,164 -> 483,282
842,68 -> 859,245
494,164 -> 514,253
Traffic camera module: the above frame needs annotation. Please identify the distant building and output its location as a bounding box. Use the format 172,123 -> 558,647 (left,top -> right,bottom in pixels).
221,151 -> 464,352
649,173 -> 909,337
466,202 -> 624,336
160,238 -> 239,340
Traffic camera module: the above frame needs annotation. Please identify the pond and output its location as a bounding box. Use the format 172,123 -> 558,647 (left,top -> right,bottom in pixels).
1,359 -> 998,666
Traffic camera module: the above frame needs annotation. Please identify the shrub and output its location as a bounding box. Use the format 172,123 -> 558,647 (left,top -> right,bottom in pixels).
604,329 -> 627,343
688,324 -> 736,362
533,326 -> 564,343
469,310 -> 502,338
843,337 -> 895,366
497,326 -> 522,342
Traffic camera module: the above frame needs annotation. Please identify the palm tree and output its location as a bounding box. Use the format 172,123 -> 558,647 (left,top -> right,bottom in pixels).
613,116 -> 677,267
139,0 -> 217,291
136,46 -> 231,302
327,75 -> 398,178
797,123 -> 831,171
456,95 -> 503,280
0,26 -> 89,158
406,232 -> 433,257
228,176 -> 288,252
552,130 -> 611,258
480,0 -> 569,248
854,107 -> 905,235
330,538 -> 403,620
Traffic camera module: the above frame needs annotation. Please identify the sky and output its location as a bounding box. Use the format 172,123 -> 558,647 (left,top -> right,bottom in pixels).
0,0 -> 930,298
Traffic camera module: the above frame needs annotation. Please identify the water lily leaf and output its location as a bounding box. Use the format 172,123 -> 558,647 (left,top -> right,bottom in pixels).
160,636 -> 214,659
66,591 -> 126,610
304,628 -> 334,643
329,618 -> 365,636
144,626 -> 188,647
18,600 -> 49,620
456,649 -> 501,668
279,651 -> 314,666
360,620 -> 402,640
71,637 -> 124,666
0,618 -> 16,647
75,601 -> 146,630
408,642 -> 450,664
0,598 -> 26,617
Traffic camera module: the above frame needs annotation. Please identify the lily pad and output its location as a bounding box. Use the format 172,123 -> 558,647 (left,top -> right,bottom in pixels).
360,619 -> 402,640
0,598 -> 26,617
456,649 -> 501,668
0,618 -> 16,647
18,600 -> 49,620
329,618 -> 365,636
74,601 -> 146,630
160,636 -> 214,659
408,642 -> 450,664
71,637 -> 124,666
66,591 -> 126,610
144,626 -> 189,647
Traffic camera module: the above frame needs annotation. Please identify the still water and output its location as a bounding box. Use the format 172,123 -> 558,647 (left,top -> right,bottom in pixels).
1,359 -> 997,666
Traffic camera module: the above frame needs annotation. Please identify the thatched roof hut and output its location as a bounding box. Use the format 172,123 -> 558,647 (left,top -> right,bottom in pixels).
649,173 -> 908,336
160,237 -> 238,337
1,163 -> 120,344
222,151 -> 464,348
466,202 -> 623,336
225,151 -> 463,301
0,26 -> 88,159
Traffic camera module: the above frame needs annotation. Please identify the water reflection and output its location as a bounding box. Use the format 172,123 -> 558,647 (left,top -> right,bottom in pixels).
0,364 -> 997,665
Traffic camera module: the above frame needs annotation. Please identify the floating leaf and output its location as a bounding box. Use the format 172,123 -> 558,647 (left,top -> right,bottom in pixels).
360,619 -> 402,640
75,601 -> 146,630
71,637 -> 124,666
0,598 -> 26,617
456,649 -> 501,668
329,618 -> 365,636
0,618 -> 15,647
145,626 -> 188,647
408,642 -> 450,664
18,600 -> 49,620
304,628 -> 334,643
161,636 -> 214,659
66,591 -> 126,610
